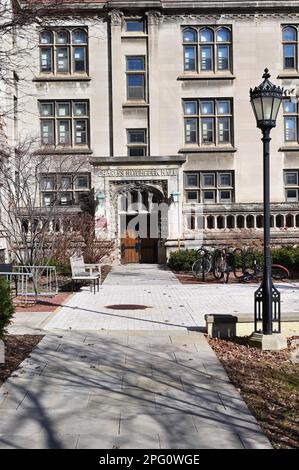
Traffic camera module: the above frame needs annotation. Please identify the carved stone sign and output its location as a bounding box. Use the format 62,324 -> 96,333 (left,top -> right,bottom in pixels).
99,168 -> 178,178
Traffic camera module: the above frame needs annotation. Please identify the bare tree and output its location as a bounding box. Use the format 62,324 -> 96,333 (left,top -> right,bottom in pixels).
0,137 -> 94,267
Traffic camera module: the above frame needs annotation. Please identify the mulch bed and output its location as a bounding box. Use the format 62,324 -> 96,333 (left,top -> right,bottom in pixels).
0,335 -> 43,386
174,271 -> 240,284
208,336 -> 299,449
174,270 -> 298,285
14,292 -> 71,313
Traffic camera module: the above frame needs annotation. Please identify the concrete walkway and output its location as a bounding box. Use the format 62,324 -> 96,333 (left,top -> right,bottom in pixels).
104,263 -> 180,285
0,330 -> 271,449
0,264 -> 275,449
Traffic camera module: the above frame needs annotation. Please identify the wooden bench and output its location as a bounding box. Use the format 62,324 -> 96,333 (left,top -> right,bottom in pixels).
70,256 -> 102,293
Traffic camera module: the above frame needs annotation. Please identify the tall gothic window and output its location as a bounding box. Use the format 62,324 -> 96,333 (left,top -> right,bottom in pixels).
282,26 -> 297,70
39,28 -> 88,75
183,26 -> 232,73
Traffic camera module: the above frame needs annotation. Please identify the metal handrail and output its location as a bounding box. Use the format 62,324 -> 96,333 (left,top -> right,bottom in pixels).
0,272 -> 34,303
13,266 -> 58,297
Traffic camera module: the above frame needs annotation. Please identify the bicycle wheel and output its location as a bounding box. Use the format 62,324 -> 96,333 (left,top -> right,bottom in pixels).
192,255 -> 212,278
272,264 -> 290,280
213,250 -> 225,279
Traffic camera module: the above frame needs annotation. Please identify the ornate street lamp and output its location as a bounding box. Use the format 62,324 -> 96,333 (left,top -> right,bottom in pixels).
249,69 -> 286,349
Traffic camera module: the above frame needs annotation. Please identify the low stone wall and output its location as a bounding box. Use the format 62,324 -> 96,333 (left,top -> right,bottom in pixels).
205,314 -> 299,339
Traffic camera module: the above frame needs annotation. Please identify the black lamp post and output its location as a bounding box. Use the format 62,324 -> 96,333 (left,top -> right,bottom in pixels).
250,69 -> 283,336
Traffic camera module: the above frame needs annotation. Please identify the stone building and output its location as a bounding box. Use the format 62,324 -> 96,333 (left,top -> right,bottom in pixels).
2,0 -> 299,263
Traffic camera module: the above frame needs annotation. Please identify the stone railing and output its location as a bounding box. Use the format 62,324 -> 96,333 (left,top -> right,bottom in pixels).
183,203 -> 299,243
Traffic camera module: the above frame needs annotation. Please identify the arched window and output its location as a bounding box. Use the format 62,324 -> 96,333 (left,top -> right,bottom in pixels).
56,30 -> 69,44
282,26 -> 297,70
40,31 -> 54,72
200,28 -> 214,43
183,28 -> 197,43
216,28 -> 231,71
39,28 -> 88,75
216,27 -> 231,42
183,28 -> 197,71
72,29 -> 88,44
40,30 -> 53,44
182,25 -> 232,74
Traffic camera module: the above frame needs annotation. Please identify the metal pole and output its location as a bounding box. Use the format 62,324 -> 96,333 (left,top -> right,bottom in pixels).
261,127 -> 272,335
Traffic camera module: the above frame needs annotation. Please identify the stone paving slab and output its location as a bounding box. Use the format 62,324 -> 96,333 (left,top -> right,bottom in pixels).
0,330 -> 272,449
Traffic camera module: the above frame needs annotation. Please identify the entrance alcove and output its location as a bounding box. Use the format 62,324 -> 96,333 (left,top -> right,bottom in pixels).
112,181 -> 168,264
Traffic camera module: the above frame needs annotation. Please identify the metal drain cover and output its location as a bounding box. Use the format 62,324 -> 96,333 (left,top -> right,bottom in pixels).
105,304 -> 151,310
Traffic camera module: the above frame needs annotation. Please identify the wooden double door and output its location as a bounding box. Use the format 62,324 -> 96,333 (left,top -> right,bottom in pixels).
121,230 -> 158,264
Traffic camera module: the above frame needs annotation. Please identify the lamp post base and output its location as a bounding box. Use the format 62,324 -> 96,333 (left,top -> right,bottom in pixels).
248,332 -> 287,351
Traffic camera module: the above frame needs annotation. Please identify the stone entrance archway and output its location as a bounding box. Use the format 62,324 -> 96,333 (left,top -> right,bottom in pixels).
111,181 -> 168,264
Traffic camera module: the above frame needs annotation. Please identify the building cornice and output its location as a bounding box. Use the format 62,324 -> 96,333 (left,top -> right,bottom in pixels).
90,155 -> 186,165
20,1 -> 299,15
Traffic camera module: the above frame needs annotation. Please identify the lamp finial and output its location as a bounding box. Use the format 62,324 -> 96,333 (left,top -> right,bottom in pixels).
263,68 -> 271,80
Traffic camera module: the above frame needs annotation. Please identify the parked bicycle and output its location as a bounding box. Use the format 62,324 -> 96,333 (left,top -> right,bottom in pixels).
191,246 -> 290,283
192,247 -> 213,279
213,248 -> 235,283
239,259 -> 289,282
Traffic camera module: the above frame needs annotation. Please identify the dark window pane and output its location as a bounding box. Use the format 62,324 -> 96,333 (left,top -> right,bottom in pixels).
41,48 -> 52,72
75,175 -> 89,189
184,46 -> 196,71
186,174 -> 198,187
57,47 -> 69,72
285,172 -> 298,185
201,101 -> 214,115
75,120 -> 87,144
128,75 -> 144,86
72,29 -> 87,44
40,31 -> 53,44
219,190 -> 232,202
286,189 -> 298,201
203,191 -> 215,202
41,120 -> 54,145
216,28 -> 230,42
285,116 -> 297,141
201,118 -> 214,143
185,118 -> 197,143
128,147 -> 146,157
217,45 -> 229,70
217,100 -> 230,114
202,174 -> 215,187
183,28 -> 197,42
127,74 -> 145,99
284,44 -> 296,69
74,47 -> 86,72
200,28 -> 213,42
200,46 -> 213,71
218,117 -> 231,143
56,31 -> 69,44
283,99 -> 296,113
219,173 -> 231,186
283,26 -> 297,42
128,130 -> 145,143
126,21 -> 144,32
184,101 -> 197,115
127,57 -> 145,71
58,120 -> 71,145
186,191 -> 198,201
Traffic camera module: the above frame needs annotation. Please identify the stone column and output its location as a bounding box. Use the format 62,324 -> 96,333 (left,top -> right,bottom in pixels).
109,9 -> 124,156
146,11 -> 162,156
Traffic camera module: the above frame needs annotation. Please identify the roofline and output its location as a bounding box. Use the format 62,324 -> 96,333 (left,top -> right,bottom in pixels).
19,1 -> 299,15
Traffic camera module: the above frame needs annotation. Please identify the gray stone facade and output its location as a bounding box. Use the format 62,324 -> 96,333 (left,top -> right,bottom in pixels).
2,0 -> 299,262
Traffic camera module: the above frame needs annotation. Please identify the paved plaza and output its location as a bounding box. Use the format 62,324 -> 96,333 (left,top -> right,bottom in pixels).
1,264 -> 293,449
